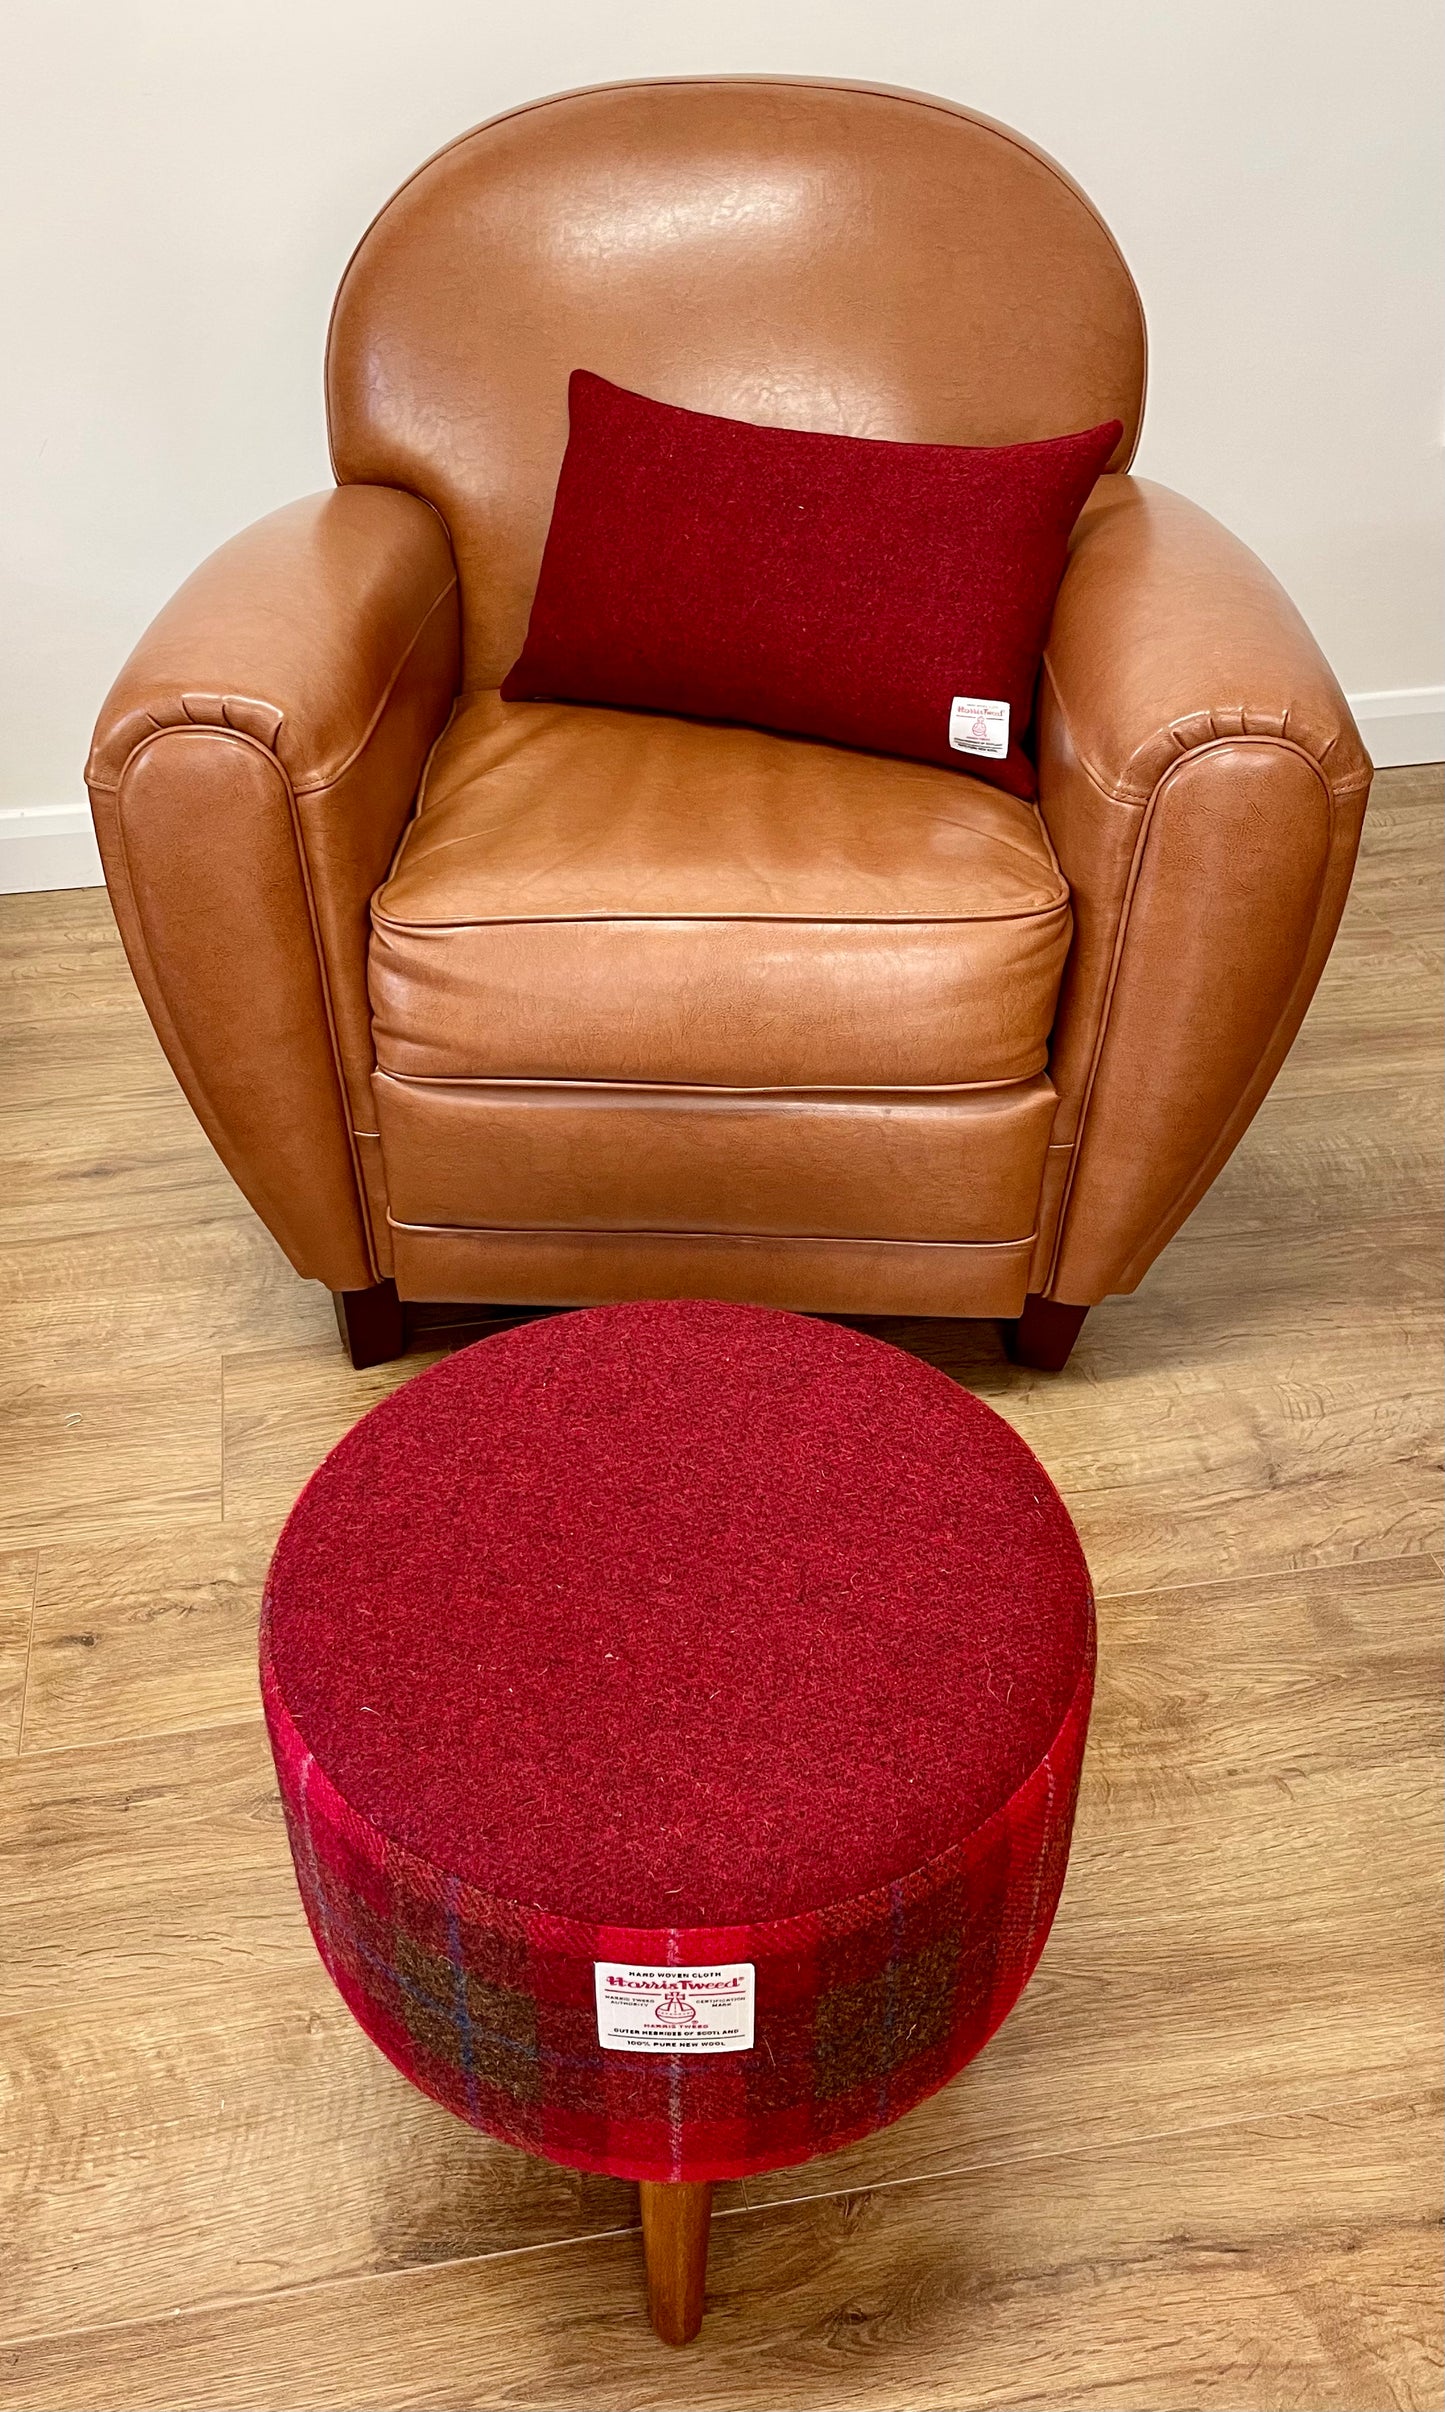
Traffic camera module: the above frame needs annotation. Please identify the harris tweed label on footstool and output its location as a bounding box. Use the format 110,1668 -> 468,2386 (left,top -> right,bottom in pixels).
595,1962 -> 755,2052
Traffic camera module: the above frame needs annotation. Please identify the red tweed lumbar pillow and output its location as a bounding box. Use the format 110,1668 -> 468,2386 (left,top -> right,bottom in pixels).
501,371 -> 1121,801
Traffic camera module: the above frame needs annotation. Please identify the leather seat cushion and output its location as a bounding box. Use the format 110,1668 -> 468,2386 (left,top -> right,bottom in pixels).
370,694 -> 1071,1089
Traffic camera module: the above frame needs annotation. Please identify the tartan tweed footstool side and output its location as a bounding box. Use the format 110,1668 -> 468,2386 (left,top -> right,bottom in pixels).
260,1297 -> 1094,2345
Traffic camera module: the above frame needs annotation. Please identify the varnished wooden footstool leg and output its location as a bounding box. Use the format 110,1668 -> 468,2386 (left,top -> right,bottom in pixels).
639,2179 -> 713,2344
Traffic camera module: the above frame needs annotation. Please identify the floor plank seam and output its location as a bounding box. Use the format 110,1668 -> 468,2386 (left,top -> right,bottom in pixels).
716,2082 -> 1445,2227
1198,1074 -> 1445,1116
3,1708 -> 266,1769
1090,1549 -> 1440,1607
0,2211 -> 693,2358
3,2083 -> 1435,2361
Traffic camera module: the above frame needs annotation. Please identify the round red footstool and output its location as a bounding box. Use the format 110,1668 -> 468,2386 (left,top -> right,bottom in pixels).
261,1299 -> 1093,2343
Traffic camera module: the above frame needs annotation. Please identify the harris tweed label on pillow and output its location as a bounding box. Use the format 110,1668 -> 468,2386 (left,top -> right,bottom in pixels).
949,696 -> 1010,758
595,1963 -> 755,2053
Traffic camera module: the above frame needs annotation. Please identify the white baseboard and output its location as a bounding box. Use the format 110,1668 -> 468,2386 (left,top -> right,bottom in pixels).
1347,686 -> 1445,770
1,690 -> 1440,897
0,804 -> 104,895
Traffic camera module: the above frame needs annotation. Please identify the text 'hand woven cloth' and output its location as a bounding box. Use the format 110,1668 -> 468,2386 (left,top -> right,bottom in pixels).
261,1300 -> 1095,2184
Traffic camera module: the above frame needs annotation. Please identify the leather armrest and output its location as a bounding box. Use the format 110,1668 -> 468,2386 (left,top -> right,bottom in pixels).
1032,475 -> 1371,1303
86,489 -> 460,1289
1040,477 -> 1370,803
87,487 -> 457,795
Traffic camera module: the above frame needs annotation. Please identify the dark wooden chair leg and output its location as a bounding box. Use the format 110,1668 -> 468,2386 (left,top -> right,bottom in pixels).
639,2179 -> 712,2345
332,1278 -> 405,1370
1005,1294 -> 1090,1372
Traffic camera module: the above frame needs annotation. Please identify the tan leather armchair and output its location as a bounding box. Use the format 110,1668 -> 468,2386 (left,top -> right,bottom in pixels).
87,79 -> 1371,1370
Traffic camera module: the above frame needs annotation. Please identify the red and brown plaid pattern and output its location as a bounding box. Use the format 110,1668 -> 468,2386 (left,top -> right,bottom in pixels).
261,1609 -> 1093,2185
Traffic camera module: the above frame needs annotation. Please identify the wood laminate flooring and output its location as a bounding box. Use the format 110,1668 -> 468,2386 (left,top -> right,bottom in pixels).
0,765 -> 1441,2411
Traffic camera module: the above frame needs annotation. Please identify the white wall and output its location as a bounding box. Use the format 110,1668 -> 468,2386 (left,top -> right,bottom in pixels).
1,0 -> 1440,886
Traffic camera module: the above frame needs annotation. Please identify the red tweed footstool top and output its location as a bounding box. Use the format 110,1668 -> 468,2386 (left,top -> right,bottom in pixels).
261,1299 -> 1094,2183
